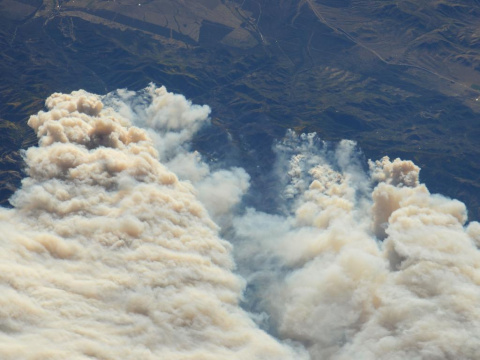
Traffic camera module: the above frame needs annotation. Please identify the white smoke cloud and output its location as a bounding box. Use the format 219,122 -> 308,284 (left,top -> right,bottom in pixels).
0,88 -> 305,359
103,84 -> 250,223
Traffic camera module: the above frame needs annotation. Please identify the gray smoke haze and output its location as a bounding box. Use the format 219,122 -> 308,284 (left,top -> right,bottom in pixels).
2,86 -> 480,360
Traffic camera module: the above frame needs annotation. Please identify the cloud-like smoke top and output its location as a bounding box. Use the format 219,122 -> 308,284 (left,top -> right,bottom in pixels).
2,86 -> 480,360
0,87 -> 304,359
234,132 -> 480,360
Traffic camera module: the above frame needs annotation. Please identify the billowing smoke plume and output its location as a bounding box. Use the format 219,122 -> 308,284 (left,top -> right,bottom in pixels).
2,86 -> 480,360
234,132 -> 480,360
0,88 -> 304,359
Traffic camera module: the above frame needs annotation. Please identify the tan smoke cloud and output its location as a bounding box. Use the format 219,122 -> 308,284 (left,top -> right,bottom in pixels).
0,88 -> 305,359
4,86 -> 480,360
233,133 -> 480,360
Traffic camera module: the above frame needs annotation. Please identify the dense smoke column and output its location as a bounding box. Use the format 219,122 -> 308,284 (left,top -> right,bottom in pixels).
0,88 -> 305,359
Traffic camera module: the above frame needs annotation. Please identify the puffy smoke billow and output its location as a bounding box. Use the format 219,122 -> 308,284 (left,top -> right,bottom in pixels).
234,132 -> 480,360
3,86 -> 480,360
0,87 -> 305,359
107,85 -> 251,224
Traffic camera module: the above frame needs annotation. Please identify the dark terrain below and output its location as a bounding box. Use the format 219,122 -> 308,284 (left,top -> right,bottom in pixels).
0,0 -> 479,220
